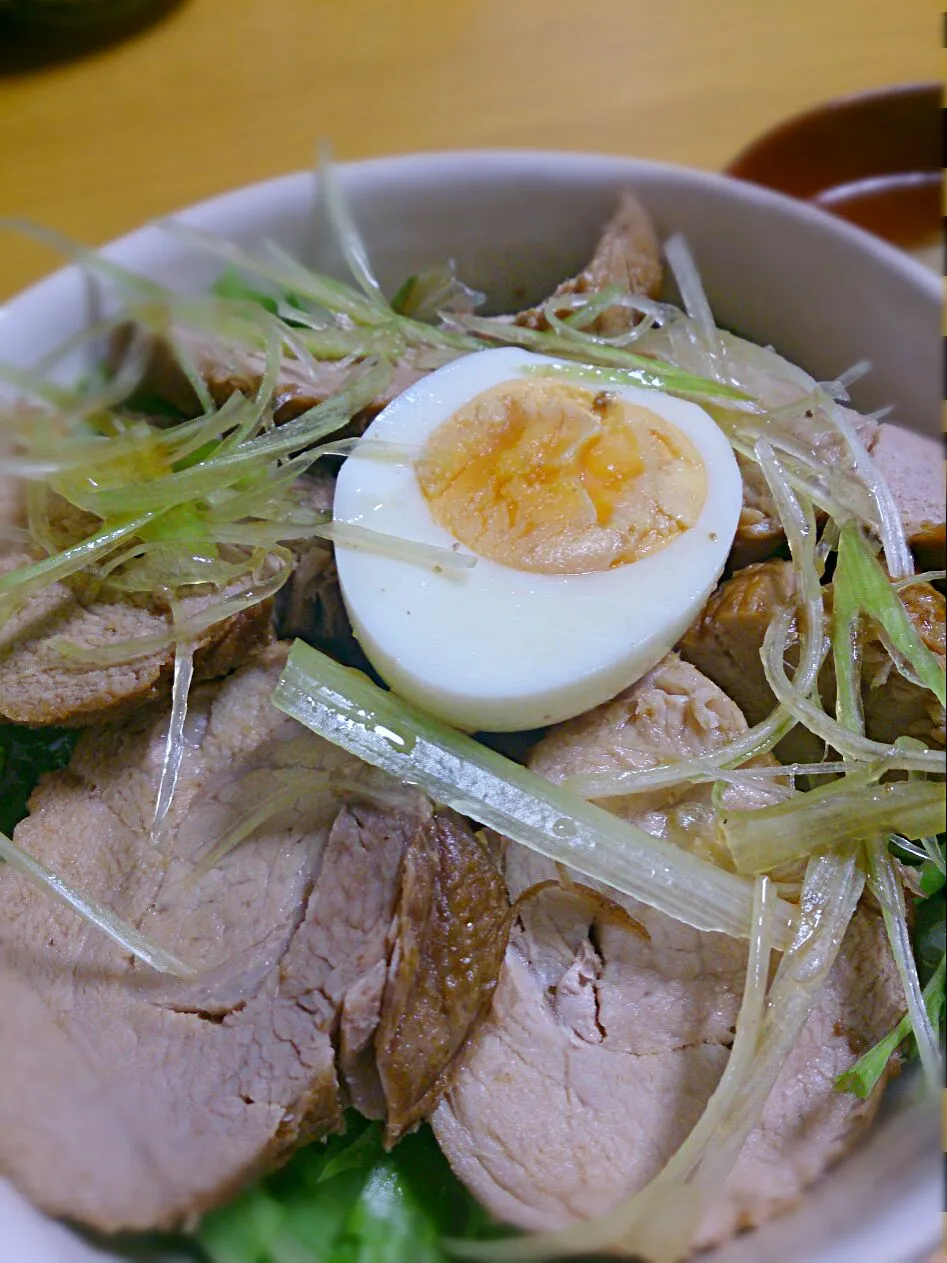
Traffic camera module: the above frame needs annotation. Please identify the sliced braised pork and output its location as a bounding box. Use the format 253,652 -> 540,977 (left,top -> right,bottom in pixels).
433,655 -> 904,1253
0,646 -> 508,1230
868,424 -> 946,570
733,416 -> 944,571
514,192 -> 663,334
679,560 -> 946,753
272,468 -> 369,671
125,321 -> 429,426
0,552 -> 275,727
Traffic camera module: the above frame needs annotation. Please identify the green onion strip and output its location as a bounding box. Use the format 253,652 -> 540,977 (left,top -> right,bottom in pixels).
273,642 -> 796,948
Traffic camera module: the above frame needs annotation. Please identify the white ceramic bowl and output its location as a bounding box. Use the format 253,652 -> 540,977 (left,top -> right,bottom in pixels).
0,152 -> 940,1263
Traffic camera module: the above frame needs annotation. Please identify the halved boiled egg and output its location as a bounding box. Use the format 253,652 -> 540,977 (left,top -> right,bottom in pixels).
332,348 -> 742,732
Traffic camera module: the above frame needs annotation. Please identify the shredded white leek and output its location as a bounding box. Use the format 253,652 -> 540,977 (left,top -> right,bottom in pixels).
318,145 -> 387,304
695,759 -> 875,783
694,853 -> 864,1182
831,525 -> 865,734
725,779 -> 945,875
725,429 -> 874,528
521,358 -> 751,405
564,759 -> 840,806
635,302 -> 913,578
215,322 -> 282,455
317,521 -> 476,574
893,570 -> 946,591
160,222 -> 380,325
826,398 -> 913,580
160,220 -> 478,362
151,636 -> 195,847
0,513 -> 157,607
317,437 -> 422,463
539,285 -> 670,348
663,235 -> 722,367
755,438 -> 827,724
762,608 -> 944,773
69,363 -> 390,518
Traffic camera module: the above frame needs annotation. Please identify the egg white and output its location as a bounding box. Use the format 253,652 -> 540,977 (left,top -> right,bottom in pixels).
332,348 -> 742,732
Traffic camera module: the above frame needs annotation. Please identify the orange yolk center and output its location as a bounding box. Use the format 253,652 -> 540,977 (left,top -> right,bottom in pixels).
416,379 -> 707,575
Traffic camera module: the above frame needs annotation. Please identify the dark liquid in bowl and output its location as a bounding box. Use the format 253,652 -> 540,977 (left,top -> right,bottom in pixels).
815,172 -> 941,255
726,85 -> 942,267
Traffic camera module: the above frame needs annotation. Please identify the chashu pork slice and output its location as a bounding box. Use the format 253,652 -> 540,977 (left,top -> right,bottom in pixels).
0,550 -> 276,727
733,415 -> 944,571
868,424 -> 945,572
0,645 -> 508,1232
679,560 -> 946,756
272,467 -> 370,672
514,191 -> 663,335
433,654 -> 904,1254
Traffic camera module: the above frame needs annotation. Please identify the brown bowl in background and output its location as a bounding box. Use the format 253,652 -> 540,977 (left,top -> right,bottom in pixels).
726,83 -> 941,269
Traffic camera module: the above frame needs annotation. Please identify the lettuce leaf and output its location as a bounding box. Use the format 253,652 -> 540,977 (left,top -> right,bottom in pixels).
0,724 -> 78,836
197,1116 -> 495,1263
210,269 -> 308,324
835,836 -> 945,1099
834,951 -> 945,1099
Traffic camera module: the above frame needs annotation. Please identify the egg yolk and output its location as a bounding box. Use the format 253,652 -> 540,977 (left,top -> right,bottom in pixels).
416,379 -> 707,574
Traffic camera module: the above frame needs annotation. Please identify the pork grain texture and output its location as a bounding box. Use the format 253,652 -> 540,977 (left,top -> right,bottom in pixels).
0,645 -> 508,1231
679,560 -> 946,757
433,655 -> 904,1254
514,192 -> 663,334
0,551 -> 275,727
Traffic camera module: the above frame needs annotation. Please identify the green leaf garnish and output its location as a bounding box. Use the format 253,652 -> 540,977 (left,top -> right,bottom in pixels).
197,1117 -> 493,1263
835,952 -> 946,1099
211,267 -> 281,315
0,725 -> 78,837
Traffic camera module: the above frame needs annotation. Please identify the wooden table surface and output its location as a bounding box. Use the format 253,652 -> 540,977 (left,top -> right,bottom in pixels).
0,0 -> 939,301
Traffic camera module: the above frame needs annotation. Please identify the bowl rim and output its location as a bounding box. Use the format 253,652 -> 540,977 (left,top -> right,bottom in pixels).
0,148 -> 939,321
